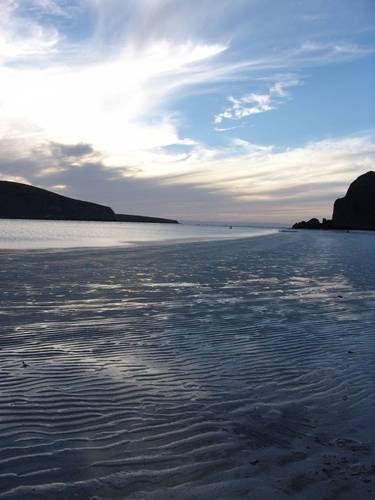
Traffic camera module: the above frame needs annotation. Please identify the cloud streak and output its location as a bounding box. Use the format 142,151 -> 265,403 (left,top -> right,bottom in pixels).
0,0 -> 60,63
214,77 -> 300,124
1,132 -> 374,223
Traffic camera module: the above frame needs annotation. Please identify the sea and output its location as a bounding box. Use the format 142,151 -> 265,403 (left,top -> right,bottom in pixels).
0,218 -> 277,250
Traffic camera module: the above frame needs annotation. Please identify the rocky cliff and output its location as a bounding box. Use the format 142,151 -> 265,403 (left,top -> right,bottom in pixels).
332,171 -> 375,230
0,181 -> 116,221
0,181 -> 178,223
292,171 -> 375,230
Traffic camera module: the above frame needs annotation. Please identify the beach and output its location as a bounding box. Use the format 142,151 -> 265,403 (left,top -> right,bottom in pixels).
0,230 -> 375,499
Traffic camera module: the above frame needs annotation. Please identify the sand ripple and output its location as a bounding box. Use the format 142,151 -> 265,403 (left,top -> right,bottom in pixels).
0,232 -> 375,498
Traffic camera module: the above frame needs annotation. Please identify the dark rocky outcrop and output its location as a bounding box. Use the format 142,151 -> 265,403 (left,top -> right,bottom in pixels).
292,171 -> 375,231
0,181 -> 179,223
0,181 -> 116,221
292,218 -> 333,230
332,171 -> 375,230
292,218 -> 321,229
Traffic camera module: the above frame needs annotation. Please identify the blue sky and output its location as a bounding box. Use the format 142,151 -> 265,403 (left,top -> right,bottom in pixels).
0,0 -> 374,223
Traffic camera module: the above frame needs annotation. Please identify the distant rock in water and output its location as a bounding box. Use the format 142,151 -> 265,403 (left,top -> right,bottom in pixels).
115,214 -> 178,224
0,181 -> 178,223
292,218 -> 333,230
292,171 -> 375,231
292,218 -> 320,230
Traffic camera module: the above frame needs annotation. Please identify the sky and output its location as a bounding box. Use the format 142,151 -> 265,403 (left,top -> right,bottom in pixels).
0,0 -> 374,224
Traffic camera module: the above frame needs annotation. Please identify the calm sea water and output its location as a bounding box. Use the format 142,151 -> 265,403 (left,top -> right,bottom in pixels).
0,219 -> 277,249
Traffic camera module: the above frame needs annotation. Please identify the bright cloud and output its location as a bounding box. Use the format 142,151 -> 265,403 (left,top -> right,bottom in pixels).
0,1 -> 59,62
0,39 -> 225,163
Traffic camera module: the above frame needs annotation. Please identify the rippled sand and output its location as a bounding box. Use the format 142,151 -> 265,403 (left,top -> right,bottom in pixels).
0,231 -> 375,499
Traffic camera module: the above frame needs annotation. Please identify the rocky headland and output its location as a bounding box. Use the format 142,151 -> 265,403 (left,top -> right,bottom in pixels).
0,181 -> 178,224
293,171 -> 375,230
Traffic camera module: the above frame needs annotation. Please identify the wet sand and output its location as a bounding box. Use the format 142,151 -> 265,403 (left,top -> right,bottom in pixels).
0,231 -> 374,499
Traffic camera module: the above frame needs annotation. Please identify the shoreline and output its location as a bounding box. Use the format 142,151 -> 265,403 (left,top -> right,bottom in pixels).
2,225 -> 375,256
0,225 -> 278,253
0,233 -> 278,254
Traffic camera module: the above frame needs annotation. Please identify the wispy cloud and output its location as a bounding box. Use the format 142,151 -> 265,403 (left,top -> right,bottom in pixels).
0,0 -> 60,62
0,36 -> 226,166
299,41 -> 375,59
25,0 -> 71,17
214,76 -> 300,124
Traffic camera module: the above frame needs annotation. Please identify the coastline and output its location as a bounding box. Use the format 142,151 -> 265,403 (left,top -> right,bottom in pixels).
1,231 -> 374,499
0,232 -> 279,255
0,219 -> 277,251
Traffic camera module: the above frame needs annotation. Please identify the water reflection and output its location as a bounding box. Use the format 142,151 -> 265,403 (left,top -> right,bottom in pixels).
0,219 -> 276,249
